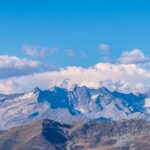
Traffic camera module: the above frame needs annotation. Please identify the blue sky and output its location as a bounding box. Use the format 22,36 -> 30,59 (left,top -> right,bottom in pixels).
0,0 -> 150,67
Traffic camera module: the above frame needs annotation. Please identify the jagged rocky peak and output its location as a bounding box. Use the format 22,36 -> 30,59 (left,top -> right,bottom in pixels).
98,86 -> 111,94
33,87 -> 41,94
48,85 -> 67,92
48,85 -> 56,91
59,79 -> 70,88
48,86 -> 58,92
72,83 -> 80,90
72,84 -> 91,92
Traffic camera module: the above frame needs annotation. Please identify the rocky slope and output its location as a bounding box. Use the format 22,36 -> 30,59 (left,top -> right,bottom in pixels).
0,85 -> 150,130
0,119 -> 150,150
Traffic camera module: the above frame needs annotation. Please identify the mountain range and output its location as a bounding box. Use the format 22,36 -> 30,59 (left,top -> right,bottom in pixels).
1,85 -> 150,130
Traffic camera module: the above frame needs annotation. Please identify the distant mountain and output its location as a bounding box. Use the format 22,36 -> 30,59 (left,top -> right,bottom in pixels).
0,85 -> 150,130
1,119 -> 150,150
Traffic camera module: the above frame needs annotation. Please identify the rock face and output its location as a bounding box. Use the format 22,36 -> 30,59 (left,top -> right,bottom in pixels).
0,85 -> 150,130
0,119 -> 150,150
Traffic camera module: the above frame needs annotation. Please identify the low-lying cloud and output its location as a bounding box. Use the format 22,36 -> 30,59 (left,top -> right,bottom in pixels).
0,55 -> 48,79
0,61 -> 150,94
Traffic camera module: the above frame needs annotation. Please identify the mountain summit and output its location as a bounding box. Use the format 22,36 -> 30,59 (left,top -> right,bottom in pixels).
0,85 -> 150,130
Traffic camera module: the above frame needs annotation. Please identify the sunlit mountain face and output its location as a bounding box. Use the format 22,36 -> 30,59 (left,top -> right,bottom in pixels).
0,85 -> 150,130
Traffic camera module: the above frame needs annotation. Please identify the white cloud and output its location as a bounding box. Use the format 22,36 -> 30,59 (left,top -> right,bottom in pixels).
23,45 -> 46,58
119,49 -> 149,64
23,45 -> 58,58
0,62 -> 150,94
0,55 -> 40,68
0,55 -> 46,79
98,43 -> 111,54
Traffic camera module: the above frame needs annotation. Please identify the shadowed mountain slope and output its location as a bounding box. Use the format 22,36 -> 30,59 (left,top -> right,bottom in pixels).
1,119 -> 150,150
0,85 -> 150,130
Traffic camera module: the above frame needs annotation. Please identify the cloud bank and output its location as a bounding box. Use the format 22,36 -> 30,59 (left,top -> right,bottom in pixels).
0,61 -> 150,94
0,55 -> 48,79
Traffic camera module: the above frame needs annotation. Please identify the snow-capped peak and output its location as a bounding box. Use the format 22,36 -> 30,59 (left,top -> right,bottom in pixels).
0,85 -> 149,130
